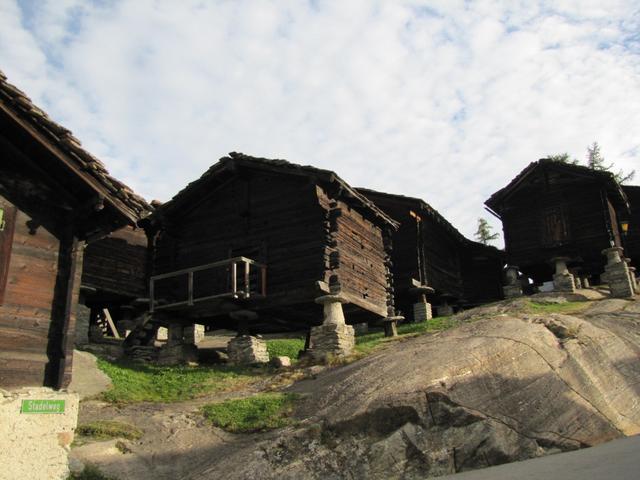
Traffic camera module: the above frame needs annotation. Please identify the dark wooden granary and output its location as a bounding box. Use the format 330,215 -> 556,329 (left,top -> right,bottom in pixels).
622,185 -> 640,270
80,225 -> 150,339
485,159 -> 630,286
0,71 -> 150,389
357,189 -> 504,318
145,153 -> 399,335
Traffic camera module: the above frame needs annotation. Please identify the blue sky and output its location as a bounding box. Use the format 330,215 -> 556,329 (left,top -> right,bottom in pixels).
1,0 -> 639,244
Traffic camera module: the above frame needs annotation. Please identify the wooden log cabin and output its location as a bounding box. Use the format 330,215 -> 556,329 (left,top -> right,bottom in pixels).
357,189 -> 504,318
622,185 -> 640,270
79,225 -> 150,340
0,71 -> 150,389
485,159 -> 631,285
144,152 -> 399,334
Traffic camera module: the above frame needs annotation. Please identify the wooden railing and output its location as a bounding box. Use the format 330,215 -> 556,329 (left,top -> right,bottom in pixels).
149,256 -> 267,313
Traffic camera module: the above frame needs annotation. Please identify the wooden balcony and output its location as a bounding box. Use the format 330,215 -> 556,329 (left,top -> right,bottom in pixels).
149,256 -> 266,313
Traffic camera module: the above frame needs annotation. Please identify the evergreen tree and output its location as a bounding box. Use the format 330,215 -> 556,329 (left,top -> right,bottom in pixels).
475,217 -> 499,245
586,142 -> 635,184
547,153 -> 578,164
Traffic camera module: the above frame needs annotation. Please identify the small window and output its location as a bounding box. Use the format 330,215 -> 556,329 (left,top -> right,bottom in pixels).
541,207 -> 569,246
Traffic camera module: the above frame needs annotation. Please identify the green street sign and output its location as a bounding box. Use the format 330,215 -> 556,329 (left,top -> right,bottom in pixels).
21,399 -> 66,414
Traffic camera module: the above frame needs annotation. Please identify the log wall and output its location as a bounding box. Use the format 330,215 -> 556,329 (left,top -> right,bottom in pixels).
317,187 -> 389,317
502,171 -> 617,281
154,173 -> 326,310
0,194 -> 81,388
82,225 -> 148,299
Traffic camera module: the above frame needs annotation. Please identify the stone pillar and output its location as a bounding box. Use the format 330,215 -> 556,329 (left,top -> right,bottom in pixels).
571,272 -> 582,290
167,323 -> 184,346
227,335 -> 269,364
602,247 -> 634,298
383,316 -> 404,337
226,310 -> 269,365
158,322 -> 198,365
552,257 -> 576,293
629,267 -> 638,294
503,265 -> 523,298
581,276 -> 591,289
409,286 -> 434,323
308,294 -> 355,362
156,326 -> 168,341
184,324 -> 205,345
74,303 -> 91,346
437,302 -> 454,317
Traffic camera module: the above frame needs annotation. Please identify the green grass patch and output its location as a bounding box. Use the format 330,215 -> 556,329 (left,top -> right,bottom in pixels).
354,316 -> 457,354
527,300 -> 589,314
97,358 -> 262,403
76,420 -> 143,441
265,337 -> 306,362
67,464 -> 117,480
202,392 -> 299,433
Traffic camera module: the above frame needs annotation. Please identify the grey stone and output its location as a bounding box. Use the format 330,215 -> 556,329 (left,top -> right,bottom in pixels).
308,323 -> 355,361
602,247 -> 634,298
353,323 -> 369,335
270,356 -> 291,368
503,266 -> 523,298
413,301 -> 432,322
438,304 -> 454,316
157,344 -> 198,366
227,335 -> 269,365
184,324 -> 205,345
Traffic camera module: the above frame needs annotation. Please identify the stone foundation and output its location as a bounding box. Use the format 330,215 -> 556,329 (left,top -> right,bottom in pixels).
308,323 -> 355,361
552,257 -> 576,293
503,285 -> 523,298
156,326 -> 168,341
227,335 -> 269,365
553,273 -> 576,292
503,265 -> 522,298
157,343 -> 198,365
412,301 -> 432,322
602,247 -> 635,298
437,304 -> 454,317
184,324 -> 205,345
0,388 -> 79,480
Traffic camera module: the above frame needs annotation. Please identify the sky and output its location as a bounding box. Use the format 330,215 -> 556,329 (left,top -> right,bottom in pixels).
1,0 -> 639,244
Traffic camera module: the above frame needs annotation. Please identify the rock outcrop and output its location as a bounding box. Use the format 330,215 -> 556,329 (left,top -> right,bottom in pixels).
192,297 -> 640,479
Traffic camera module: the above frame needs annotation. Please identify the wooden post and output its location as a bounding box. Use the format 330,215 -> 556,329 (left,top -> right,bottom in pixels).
261,265 -> 267,296
244,260 -> 250,297
188,271 -> 194,306
102,308 -> 120,339
231,261 -> 238,297
149,278 -> 155,313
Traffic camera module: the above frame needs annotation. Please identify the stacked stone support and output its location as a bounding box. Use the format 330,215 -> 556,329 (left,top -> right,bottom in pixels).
552,257 -> 576,293
437,302 -> 454,317
602,247 -> 634,298
309,294 -> 355,361
184,324 -> 205,345
157,322 -> 198,365
227,335 -> 269,364
409,285 -> 434,323
503,265 -> 523,298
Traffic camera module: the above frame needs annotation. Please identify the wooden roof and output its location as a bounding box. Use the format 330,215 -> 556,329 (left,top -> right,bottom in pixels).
159,152 -> 400,229
485,158 -> 630,217
357,188 -> 502,253
0,69 -> 151,223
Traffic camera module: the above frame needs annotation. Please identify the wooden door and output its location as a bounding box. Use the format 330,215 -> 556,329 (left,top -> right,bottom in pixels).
0,198 -> 17,305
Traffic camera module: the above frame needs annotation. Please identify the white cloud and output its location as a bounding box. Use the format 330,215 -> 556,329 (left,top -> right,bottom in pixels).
1,0 -> 639,245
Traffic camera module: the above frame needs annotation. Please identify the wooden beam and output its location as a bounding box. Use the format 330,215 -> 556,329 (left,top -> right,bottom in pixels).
102,308 -> 120,339
0,102 -> 139,223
